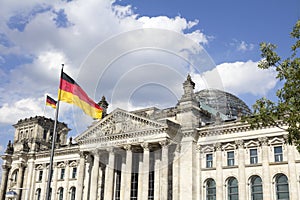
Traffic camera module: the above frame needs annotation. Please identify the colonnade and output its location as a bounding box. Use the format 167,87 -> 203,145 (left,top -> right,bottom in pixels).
79,141 -> 172,200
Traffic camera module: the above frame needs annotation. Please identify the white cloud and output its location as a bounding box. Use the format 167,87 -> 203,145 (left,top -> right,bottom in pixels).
0,0 -> 212,132
194,60 -> 278,96
229,39 -> 255,52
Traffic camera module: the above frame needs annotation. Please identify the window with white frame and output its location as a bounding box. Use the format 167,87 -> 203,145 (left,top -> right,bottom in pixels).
36,188 -> 41,200
60,168 -> 65,180
274,146 -> 283,162
70,187 -> 76,200
250,149 -> 258,164
206,178 -> 216,200
58,187 -> 64,200
71,167 -> 77,179
38,170 -> 43,181
275,174 -> 289,200
250,176 -> 263,200
227,177 -> 238,200
227,151 -> 235,166
206,153 -> 213,168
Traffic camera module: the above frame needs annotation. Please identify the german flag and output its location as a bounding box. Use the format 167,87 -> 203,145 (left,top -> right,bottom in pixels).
46,95 -> 57,109
58,72 -> 102,119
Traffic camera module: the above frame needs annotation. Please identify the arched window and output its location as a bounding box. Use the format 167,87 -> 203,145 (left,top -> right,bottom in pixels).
228,177 -> 238,200
70,187 -> 76,200
58,187 -> 64,200
250,176 -> 263,200
275,174 -> 289,200
206,178 -> 216,200
36,188 -> 41,200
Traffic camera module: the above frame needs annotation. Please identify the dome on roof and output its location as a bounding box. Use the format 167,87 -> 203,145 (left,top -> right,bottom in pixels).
195,89 -> 251,119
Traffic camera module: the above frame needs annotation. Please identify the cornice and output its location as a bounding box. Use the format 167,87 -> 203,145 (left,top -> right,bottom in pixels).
197,120 -> 286,137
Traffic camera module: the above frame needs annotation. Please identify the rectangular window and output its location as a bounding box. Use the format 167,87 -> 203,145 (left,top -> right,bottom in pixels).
60,168 -> 65,180
38,170 -> 43,181
227,151 -> 235,166
274,146 -> 283,162
206,154 -> 213,168
250,149 -> 258,164
72,167 -> 77,179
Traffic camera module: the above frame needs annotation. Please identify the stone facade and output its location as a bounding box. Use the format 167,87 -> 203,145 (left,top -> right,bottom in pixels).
1,75 -> 299,200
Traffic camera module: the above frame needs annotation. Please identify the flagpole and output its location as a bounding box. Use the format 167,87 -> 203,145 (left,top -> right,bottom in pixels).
45,64 -> 64,200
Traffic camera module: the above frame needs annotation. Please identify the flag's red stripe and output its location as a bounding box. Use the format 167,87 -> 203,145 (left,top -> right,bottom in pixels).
46,98 -> 56,106
60,78 -> 102,110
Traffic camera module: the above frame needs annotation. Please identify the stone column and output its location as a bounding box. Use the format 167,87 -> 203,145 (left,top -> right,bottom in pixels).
159,141 -> 169,200
287,144 -> 298,199
16,163 -> 25,200
104,148 -> 115,200
260,137 -> 271,200
172,145 -> 180,200
120,145 -> 132,200
141,143 -> 150,200
90,151 -> 100,200
76,152 -> 86,200
215,142 -> 223,200
0,164 -> 11,200
154,148 -> 161,199
236,140 -> 246,199
83,154 -> 92,200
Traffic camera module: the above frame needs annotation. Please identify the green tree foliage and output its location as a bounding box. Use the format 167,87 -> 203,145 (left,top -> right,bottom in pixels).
246,20 -> 300,151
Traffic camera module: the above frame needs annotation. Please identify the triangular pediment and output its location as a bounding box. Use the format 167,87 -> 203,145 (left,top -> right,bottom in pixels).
75,108 -> 168,142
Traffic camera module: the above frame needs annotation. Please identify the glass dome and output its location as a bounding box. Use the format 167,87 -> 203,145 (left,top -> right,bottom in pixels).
195,89 -> 251,120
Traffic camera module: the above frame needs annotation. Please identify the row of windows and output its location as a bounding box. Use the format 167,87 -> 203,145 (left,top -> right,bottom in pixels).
206,146 -> 283,168
36,186 -> 76,200
37,167 -> 77,182
204,174 -> 289,200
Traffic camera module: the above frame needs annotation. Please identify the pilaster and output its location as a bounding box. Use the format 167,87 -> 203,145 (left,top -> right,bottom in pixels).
259,137 -> 271,200
215,142 -> 223,200
236,140 -> 246,199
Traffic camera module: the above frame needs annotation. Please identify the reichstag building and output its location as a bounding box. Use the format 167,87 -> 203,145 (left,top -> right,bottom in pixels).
1,75 -> 299,200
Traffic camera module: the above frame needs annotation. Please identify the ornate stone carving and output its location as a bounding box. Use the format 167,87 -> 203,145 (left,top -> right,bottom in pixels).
123,144 -> 131,151
141,143 -> 149,151
235,140 -> 244,148
159,140 -> 169,148
214,142 -> 222,151
258,137 -> 268,146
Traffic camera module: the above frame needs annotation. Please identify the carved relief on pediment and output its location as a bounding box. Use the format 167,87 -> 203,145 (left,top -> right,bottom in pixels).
77,109 -> 165,141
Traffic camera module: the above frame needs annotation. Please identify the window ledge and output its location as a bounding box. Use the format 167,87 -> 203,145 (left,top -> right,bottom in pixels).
269,161 -> 288,165
222,165 -> 238,169
201,167 -> 216,171
245,163 -> 262,167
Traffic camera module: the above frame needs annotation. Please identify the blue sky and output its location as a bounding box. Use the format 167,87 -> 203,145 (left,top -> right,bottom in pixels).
0,0 -> 299,155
